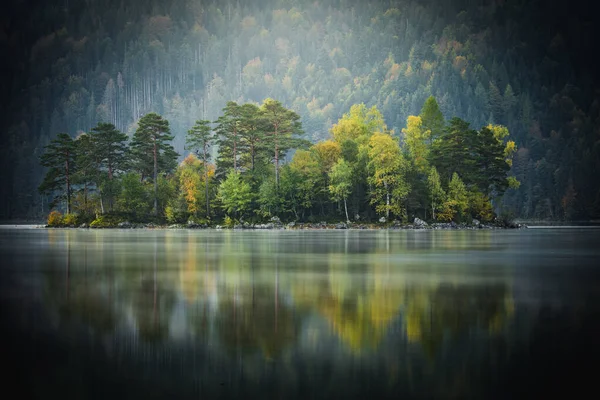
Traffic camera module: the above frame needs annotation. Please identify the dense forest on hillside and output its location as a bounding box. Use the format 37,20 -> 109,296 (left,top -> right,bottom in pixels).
2,0 -> 599,220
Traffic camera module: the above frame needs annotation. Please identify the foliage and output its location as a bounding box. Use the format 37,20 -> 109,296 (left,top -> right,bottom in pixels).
367,132 -> 410,220
217,171 -> 253,218
63,213 -> 78,227
47,210 -> 63,227
329,158 -> 353,222
117,173 -> 150,216
38,133 -> 77,213
427,167 -> 446,221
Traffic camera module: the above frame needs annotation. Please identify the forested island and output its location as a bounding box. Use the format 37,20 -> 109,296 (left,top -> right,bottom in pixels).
39,95 -> 520,229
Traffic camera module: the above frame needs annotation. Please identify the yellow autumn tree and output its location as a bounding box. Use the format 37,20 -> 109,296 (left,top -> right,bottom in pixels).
402,115 -> 431,174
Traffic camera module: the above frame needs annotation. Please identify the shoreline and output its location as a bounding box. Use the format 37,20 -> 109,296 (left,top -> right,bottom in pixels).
10,220 -> 527,230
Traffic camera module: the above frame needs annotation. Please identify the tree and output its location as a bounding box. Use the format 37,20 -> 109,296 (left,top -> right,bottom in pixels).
329,158 -> 353,222
39,133 -> 77,214
288,150 -> 320,220
260,98 -> 305,186
90,122 -> 129,180
367,132 -> 410,220
186,119 -> 213,218
217,170 -> 253,219
473,125 -> 512,197
419,96 -> 445,144
177,154 -> 203,217
117,172 -> 150,217
89,122 -> 129,211
439,172 -> 468,222
73,133 -> 100,214
214,101 -> 243,174
427,167 -> 445,220
430,117 -> 477,183
402,115 -> 430,173
239,103 -> 268,174
130,112 -> 178,215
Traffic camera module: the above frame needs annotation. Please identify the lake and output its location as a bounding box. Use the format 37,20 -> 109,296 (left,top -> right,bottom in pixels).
1,227 -> 599,398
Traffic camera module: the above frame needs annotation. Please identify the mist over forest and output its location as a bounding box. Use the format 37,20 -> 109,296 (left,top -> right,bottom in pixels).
1,0 -> 599,221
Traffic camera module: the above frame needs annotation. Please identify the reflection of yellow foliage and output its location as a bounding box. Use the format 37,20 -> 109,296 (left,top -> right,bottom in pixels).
180,237 -> 198,304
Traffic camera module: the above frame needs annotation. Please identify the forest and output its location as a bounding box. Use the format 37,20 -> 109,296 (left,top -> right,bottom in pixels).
2,0 -> 599,221
39,95 -> 517,226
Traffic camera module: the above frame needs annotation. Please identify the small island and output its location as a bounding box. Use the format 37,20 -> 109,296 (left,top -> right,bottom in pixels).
39,96 -> 520,230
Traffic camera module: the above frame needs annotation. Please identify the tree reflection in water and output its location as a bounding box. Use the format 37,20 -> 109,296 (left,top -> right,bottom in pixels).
33,229 -> 522,398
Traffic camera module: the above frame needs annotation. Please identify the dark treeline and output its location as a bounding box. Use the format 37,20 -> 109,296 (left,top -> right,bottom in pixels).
40,96 -> 517,226
2,0 -> 599,220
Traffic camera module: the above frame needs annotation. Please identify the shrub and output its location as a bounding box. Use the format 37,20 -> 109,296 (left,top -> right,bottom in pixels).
89,214 -> 126,228
63,213 -> 78,226
47,210 -> 63,227
223,215 -> 235,228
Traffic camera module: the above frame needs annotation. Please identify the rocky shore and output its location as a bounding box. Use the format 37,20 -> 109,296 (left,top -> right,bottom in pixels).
51,216 -> 525,230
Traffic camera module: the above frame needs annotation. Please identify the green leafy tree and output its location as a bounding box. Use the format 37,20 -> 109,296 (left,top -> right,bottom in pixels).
427,167 -> 445,220
329,158 -> 353,222
39,133 -> 77,214
439,172 -> 469,222
186,119 -> 213,218
288,150 -> 320,220
130,112 -> 178,215
368,132 -> 410,220
402,115 -> 430,173
117,172 -> 150,217
217,170 -> 253,219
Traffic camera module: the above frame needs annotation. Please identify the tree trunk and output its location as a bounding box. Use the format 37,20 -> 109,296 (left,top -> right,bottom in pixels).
65,156 -> 71,214
344,197 -> 349,223
153,137 -> 158,215
384,181 -> 389,220
233,125 -> 237,171
275,144 -> 280,186
204,144 -> 209,219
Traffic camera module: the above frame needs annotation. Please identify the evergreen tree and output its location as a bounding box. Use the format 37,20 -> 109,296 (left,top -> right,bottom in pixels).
130,112 -> 178,215
419,96 -> 445,144
260,98 -> 305,186
38,133 -> 77,214
89,122 -> 129,211
186,119 -> 213,218
214,101 -> 243,175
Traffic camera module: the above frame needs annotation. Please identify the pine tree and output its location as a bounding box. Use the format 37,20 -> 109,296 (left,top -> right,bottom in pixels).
38,133 -> 77,214
214,101 -> 243,175
260,98 -> 305,186
186,119 -> 213,218
130,112 -> 178,215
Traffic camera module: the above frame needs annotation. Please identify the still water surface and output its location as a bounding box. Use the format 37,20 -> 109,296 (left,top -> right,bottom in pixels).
1,227 -> 599,398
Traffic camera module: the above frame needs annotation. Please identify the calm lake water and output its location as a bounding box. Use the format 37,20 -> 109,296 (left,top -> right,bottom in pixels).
1,227 -> 599,398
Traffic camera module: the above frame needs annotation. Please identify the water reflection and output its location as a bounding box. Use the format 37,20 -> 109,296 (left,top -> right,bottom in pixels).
3,228 -> 599,398
38,231 -> 515,356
